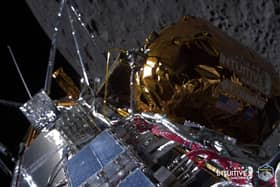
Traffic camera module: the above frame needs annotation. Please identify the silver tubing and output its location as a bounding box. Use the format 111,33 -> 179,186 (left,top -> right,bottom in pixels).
69,1 -> 106,51
276,162 -> 280,187
129,63 -> 136,114
69,2 -> 95,40
10,160 -> 20,187
128,52 -> 136,114
66,4 -> 90,87
7,46 -> 32,99
44,0 -> 66,94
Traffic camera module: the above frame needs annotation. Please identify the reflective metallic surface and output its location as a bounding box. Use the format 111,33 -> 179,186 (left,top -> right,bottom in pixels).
55,102 -> 100,148
20,90 -> 58,131
10,4 -> 280,186
44,0 -> 66,95
276,162 -> 280,187
134,16 -> 280,144
19,129 -> 67,187
52,67 -> 80,100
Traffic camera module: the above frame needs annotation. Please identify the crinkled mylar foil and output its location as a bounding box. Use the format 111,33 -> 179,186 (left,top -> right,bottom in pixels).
98,16 -> 280,144
133,16 -> 280,144
20,90 -> 58,131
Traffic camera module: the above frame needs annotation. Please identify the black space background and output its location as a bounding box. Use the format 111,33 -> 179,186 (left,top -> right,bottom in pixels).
1,1 -> 73,186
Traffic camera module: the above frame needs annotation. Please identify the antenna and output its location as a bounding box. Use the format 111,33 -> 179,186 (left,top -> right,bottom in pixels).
0,99 -> 22,108
7,46 -> 32,99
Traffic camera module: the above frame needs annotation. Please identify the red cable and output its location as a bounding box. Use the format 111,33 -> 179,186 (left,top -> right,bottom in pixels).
133,116 -> 252,185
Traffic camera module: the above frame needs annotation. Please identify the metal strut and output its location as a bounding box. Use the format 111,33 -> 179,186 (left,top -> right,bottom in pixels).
7,46 -> 32,99
66,3 -> 94,97
44,0 -> 66,95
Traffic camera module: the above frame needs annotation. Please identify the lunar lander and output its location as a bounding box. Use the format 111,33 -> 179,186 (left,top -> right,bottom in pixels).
7,1 -> 280,187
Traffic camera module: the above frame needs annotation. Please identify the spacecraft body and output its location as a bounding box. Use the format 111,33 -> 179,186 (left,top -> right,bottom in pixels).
10,13 -> 280,187
135,16 -> 280,144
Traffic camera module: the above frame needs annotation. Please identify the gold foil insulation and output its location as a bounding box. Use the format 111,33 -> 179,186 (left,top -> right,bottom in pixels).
98,16 -> 280,144
52,67 -> 80,100
134,16 -> 280,144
